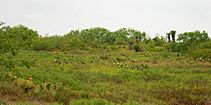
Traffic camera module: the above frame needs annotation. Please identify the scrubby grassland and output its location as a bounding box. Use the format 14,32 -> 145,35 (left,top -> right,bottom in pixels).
1,46 -> 211,105
1,23 -> 211,104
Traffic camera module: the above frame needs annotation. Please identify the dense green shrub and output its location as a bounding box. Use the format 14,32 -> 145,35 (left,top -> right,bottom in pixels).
152,36 -> 166,46
190,41 -> 211,61
167,31 -> 210,52
134,44 -> 143,52
166,42 -> 189,52
177,30 -> 209,44
0,24 -> 19,70
62,34 -> 87,50
0,25 -> 38,50
32,36 -> 63,51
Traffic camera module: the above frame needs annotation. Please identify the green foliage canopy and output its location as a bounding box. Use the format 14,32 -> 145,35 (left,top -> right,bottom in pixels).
177,30 -> 209,44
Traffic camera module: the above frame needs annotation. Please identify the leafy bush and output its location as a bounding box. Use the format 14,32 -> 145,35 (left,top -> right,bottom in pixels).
177,30 -> 209,44
0,25 -> 39,50
192,49 -> 211,61
134,44 -> 143,52
0,28 -> 18,70
55,86 -> 71,105
166,42 -> 189,52
153,36 -> 166,46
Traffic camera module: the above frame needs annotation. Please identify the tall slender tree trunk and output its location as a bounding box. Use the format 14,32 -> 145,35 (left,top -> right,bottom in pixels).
170,31 -> 176,42
167,33 -> 171,42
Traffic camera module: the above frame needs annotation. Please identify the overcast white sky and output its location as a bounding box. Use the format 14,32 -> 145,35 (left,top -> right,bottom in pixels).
0,0 -> 211,37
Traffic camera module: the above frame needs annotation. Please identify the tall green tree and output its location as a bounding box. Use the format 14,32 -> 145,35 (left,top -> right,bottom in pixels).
167,30 -> 210,52
5,25 -> 39,49
0,23 -> 17,69
80,27 -> 114,45
177,30 -> 209,44
114,28 -> 146,44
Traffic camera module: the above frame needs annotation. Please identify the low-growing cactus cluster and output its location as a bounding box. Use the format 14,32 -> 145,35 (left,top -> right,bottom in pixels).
12,76 -> 71,104
13,77 -> 60,94
13,77 -> 35,93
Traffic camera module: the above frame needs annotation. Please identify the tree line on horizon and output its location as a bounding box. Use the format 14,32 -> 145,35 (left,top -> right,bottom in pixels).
0,21 -> 211,62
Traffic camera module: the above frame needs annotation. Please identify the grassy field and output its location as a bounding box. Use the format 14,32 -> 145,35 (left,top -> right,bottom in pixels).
0,46 -> 211,105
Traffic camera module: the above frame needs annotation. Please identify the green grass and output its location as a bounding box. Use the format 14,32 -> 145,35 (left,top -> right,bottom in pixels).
0,49 -> 211,105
